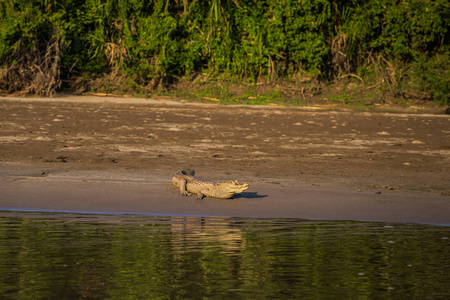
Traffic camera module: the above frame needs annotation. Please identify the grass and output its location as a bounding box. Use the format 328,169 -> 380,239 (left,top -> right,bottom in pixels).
171,81 -> 307,106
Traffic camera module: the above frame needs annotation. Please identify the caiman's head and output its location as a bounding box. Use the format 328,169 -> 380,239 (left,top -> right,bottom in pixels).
218,180 -> 249,197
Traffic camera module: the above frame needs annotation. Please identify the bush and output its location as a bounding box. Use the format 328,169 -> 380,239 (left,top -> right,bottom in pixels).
0,0 -> 448,104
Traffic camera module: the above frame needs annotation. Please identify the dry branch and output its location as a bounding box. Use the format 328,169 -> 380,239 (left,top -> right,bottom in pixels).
0,29 -> 63,96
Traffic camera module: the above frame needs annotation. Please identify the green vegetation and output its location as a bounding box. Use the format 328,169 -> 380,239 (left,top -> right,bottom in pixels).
0,0 -> 448,104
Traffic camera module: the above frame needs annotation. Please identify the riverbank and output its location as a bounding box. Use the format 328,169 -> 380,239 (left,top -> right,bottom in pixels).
1,165 -> 449,225
0,96 -> 449,224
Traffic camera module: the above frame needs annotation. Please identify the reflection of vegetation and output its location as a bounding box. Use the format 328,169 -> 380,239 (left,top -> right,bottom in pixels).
0,213 -> 449,299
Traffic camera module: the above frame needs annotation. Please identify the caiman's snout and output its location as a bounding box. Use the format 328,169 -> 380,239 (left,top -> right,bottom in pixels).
234,182 -> 249,193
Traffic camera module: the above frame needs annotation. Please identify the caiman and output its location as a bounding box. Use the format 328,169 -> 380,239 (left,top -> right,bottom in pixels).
172,169 -> 249,199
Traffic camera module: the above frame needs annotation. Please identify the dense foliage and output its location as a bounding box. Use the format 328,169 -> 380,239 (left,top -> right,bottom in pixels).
0,0 -> 448,103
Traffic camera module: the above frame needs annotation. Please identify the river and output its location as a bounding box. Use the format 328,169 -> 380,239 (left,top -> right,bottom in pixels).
0,211 -> 449,299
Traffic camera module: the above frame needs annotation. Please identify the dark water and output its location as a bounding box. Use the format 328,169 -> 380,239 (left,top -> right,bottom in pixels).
0,211 -> 449,299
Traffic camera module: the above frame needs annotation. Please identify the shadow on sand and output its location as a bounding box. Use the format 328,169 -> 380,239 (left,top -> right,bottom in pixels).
234,192 -> 267,199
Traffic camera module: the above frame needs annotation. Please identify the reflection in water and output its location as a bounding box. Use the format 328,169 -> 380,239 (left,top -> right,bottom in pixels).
0,211 -> 449,299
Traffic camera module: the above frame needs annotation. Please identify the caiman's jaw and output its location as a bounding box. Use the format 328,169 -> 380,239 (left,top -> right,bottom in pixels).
220,180 -> 249,194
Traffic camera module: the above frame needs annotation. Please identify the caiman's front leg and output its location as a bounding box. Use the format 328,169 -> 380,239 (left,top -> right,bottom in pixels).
196,192 -> 205,200
179,179 -> 191,196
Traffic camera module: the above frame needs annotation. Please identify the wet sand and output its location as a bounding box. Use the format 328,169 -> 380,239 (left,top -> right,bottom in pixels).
1,163 -> 449,226
0,96 -> 449,225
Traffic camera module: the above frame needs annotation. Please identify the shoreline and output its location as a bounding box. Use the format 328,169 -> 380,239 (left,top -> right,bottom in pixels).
0,94 -> 447,115
1,165 -> 449,226
1,96 -> 448,225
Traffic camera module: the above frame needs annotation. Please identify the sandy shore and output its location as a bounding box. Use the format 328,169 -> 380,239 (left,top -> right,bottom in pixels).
0,96 -> 449,224
1,165 -> 449,225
